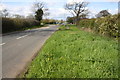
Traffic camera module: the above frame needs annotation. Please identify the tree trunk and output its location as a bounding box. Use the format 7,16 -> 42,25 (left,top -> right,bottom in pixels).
75,16 -> 80,26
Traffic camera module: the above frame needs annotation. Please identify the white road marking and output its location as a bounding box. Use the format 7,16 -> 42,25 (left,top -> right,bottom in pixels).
0,43 -> 6,46
16,35 -> 28,39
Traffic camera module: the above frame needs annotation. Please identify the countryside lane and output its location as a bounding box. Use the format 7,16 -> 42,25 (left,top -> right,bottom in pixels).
2,25 -> 59,78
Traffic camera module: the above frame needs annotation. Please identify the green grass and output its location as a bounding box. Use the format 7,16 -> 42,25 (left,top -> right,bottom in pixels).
23,25 -> 118,78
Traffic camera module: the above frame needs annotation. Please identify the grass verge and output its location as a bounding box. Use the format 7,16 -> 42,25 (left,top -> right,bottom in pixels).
23,25 -> 118,78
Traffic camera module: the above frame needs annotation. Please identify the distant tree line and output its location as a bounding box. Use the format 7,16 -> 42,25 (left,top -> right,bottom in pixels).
66,9 -> 111,24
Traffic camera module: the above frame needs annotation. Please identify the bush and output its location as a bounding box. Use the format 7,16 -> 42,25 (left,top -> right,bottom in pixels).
2,18 -> 40,33
79,14 -> 119,38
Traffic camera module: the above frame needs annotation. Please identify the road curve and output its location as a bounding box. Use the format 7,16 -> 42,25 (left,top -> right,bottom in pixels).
2,25 -> 59,78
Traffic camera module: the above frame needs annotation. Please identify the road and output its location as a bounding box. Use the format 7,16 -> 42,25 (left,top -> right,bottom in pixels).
2,25 -> 59,78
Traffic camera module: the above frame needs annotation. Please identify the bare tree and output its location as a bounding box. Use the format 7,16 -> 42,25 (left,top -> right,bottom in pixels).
43,9 -> 50,19
65,1 -> 89,25
2,9 -> 9,18
32,1 -> 44,21
32,1 -> 45,12
32,1 -> 49,21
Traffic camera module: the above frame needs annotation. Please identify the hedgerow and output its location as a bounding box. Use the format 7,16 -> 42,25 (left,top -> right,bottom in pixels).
79,14 -> 119,38
2,18 -> 40,33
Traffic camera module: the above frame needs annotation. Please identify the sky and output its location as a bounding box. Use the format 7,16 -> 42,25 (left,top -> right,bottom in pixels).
0,0 -> 119,20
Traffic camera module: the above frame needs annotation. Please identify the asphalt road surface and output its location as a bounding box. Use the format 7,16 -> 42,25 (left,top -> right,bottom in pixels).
2,25 -> 59,78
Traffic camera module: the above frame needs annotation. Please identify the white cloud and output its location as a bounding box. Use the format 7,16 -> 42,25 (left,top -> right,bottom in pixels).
2,0 -> 66,3
0,3 -> 7,11
92,0 -> 119,2
88,8 -> 118,18
108,8 -> 118,14
1,0 -> 67,19
47,8 -> 71,20
1,0 -> 118,20
0,3 -> 33,17
104,0 -> 119,2
67,0 -> 119,3
1,2 -> 69,20
2,0 -> 34,2
67,0 -> 85,3
88,8 -> 99,18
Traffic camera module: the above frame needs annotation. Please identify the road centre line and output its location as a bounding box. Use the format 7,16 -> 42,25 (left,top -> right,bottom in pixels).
16,35 -> 28,40
0,43 -> 6,46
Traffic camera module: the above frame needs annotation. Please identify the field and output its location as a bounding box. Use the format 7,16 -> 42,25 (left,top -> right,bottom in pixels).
23,25 -> 118,78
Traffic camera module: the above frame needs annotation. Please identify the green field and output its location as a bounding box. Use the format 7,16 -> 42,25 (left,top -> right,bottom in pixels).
23,25 -> 118,78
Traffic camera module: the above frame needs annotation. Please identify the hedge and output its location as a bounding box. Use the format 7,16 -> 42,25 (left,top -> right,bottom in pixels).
79,14 -> 119,38
41,19 -> 57,24
2,18 -> 40,33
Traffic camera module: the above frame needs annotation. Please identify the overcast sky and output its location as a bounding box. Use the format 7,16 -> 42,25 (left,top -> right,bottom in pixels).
0,0 -> 119,20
